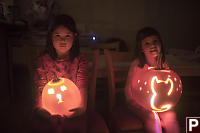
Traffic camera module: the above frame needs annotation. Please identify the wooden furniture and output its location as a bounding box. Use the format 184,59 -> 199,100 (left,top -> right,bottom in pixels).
81,49 -> 100,111
166,55 -> 200,76
104,49 -> 143,133
97,41 -> 120,51
82,49 -> 110,133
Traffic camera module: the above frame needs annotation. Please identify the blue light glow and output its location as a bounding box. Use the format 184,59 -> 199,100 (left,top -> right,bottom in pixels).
90,34 -> 98,43
92,36 -> 96,40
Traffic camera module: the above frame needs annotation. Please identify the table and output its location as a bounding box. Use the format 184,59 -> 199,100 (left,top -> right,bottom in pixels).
97,54 -> 200,78
166,55 -> 200,76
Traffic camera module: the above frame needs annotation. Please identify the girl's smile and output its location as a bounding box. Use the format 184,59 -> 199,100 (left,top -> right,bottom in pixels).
141,35 -> 161,57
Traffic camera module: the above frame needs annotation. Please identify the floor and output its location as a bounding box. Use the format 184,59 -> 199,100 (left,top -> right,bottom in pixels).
3,64 -> 200,133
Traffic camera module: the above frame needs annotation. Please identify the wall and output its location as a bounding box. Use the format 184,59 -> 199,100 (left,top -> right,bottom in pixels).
0,0 -> 13,5
57,0 -> 200,51
145,0 -> 200,50
0,23 -> 10,108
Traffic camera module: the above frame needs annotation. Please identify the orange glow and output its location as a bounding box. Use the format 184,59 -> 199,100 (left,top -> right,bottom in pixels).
42,78 -> 82,116
61,85 -> 67,91
133,67 -> 182,112
148,67 -> 155,70
56,93 -> 64,104
148,67 -> 171,73
150,76 -> 173,112
48,78 -> 65,86
48,88 -> 55,94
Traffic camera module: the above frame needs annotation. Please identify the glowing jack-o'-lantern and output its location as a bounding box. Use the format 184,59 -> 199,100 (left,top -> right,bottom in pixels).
42,76 -> 81,116
132,67 -> 182,112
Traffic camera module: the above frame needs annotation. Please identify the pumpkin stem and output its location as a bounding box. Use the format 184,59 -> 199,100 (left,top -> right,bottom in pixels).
156,52 -> 163,70
52,72 -> 60,82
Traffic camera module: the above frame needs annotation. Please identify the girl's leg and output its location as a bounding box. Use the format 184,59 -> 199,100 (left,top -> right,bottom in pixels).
30,109 -> 56,133
61,114 -> 87,133
143,112 -> 162,133
128,106 -> 162,133
159,111 -> 180,133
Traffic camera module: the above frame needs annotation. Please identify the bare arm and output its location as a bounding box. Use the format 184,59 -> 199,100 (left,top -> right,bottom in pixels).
125,59 -> 146,111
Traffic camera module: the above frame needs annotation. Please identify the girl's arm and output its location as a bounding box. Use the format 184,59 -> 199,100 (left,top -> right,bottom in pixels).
125,60 -> 146,111
125,60 -> 137,106
70,55 -> 89,117
33,57 -> 48,109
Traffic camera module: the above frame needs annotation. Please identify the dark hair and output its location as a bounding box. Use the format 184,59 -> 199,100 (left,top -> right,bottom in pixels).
135,27 -> 165,68
45,14 -> 80,62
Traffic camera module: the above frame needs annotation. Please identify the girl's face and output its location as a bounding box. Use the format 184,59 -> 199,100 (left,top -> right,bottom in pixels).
52,25 -> 76,58
141,35 -> 161,58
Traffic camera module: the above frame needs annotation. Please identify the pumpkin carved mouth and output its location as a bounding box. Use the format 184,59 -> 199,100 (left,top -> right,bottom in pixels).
56,93 -> 64,104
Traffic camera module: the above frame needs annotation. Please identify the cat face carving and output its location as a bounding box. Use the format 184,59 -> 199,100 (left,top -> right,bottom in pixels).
133,68 -> 182,112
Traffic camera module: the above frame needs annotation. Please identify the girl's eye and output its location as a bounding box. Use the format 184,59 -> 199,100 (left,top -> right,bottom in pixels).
153,40 -> 159,44
65,35 -> 71,38
145,42 -> 150,45
55,34 -> 60,37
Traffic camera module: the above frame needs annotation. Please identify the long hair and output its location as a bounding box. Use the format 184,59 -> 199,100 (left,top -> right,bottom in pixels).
45,14 -> 80,62
135,27 -> 165,68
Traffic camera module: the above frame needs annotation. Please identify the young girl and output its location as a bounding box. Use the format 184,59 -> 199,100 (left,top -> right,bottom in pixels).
125,27 -> 180,133
32,14 -> 88,133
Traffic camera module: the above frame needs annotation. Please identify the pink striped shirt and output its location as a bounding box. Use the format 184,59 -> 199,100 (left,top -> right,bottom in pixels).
34,53 -> 89,108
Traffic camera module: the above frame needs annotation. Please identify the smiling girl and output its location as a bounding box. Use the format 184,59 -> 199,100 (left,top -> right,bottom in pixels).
125,27 -> 180,133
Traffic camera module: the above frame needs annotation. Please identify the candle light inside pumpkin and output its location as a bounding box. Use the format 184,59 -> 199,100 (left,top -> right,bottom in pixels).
133,67 -> 182,112
150,76 -> 173,112
42,78 -> 82,116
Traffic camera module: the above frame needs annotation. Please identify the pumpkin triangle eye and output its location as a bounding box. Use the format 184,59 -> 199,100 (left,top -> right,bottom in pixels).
48,88 -> 55,94
61,85 -> 67,92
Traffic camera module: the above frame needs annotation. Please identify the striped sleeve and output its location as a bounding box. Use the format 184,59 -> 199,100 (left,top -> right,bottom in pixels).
76,54 -> 89,90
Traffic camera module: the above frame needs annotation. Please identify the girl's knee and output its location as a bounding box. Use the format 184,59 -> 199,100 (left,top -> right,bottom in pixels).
145,112 -> 160,123
160,111 -> 177,121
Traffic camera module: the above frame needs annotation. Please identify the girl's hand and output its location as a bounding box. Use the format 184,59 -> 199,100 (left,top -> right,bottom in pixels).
67,108 -> 83,118
51,114 -> 62,121
51,114 -> 63,126
33,107 -> 51,119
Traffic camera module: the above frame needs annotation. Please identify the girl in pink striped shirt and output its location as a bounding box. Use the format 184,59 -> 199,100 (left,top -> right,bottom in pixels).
32,14 -> 88,133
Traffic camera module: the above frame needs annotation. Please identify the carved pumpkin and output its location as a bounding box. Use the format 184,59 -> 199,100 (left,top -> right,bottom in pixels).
42,77 -> 81,116
132,67 -> 182,112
